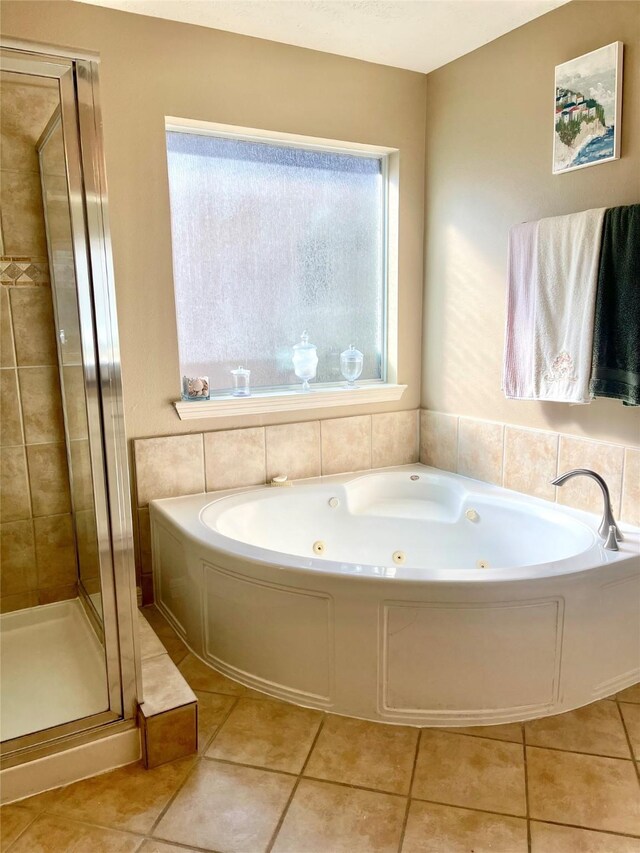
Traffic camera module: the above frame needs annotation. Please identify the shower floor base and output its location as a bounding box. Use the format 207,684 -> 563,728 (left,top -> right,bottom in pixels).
0,598 -> 109,742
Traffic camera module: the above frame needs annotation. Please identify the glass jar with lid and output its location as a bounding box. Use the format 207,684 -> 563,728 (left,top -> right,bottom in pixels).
340,344 -> 364,388
231,366 -> 251,397
292,331 -> 318,392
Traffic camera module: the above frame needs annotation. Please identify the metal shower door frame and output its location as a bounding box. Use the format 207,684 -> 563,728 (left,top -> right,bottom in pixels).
0,42 -> 140,765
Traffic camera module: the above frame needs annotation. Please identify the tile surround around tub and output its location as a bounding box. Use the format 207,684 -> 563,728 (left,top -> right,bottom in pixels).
420,410 -> 639,524
321,414 -> 371,475
557,435 -> 625,516
457,417 -> 504,485
204,426 -> 265,492
265,421 -> 321,482
133,410 -> 420,599
622,448 -> 640,527
371,410 -> 419,468
419,410 -> 457,472
132,407 -> 638,603
134,434 -> 205,507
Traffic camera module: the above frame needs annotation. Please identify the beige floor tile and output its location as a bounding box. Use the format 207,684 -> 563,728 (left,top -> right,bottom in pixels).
207,697 -> 322,773
272,778 -> 406,853
620,702 -> 640,758
412,730 -> 526,816
154,760 -> 294,853
0,804 -> 38,850
525,699 -> 631,758
8,814 -> 142,853
527,745 -> 640,834
530,821 -> 640,852
401,800 -> 528,853
304,714 -> 418,794
618,683 -> 640,704
195,690 -> 236,753
44,757 -> 196,835
442,722 -> 523,743
178,653 -> 260,697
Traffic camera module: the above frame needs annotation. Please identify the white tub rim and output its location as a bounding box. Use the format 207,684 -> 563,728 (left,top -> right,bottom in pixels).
149,464 -> 639,584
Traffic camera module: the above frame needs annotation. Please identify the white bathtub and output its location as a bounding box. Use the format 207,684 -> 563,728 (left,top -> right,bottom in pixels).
150,465 -> 640,726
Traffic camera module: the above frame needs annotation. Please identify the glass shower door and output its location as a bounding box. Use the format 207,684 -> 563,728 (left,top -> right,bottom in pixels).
39,112 -> 104,626
0,47 -> 138,762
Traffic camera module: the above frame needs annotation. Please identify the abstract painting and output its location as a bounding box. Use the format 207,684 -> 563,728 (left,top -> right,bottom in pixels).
553,42 -> 623,174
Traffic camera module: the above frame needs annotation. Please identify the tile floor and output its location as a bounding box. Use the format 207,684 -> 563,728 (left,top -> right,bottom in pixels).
2,606 -> 639,853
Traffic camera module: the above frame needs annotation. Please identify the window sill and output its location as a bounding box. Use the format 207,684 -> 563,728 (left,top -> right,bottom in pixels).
173,383 -> 407,420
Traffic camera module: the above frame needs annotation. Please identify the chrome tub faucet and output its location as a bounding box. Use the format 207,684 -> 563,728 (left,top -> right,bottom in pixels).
551,468 -> 623,551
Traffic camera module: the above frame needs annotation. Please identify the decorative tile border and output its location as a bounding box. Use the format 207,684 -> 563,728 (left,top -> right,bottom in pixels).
0,257 -> 50,286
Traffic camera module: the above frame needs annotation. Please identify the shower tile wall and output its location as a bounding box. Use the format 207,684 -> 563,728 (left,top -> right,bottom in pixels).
0,73 -> 76,612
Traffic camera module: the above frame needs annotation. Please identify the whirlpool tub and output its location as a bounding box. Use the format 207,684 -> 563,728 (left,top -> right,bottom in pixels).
150,465 -> 640,726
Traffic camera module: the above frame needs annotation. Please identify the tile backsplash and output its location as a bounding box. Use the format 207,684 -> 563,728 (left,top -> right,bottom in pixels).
420,410 -> 638,525
133,411 -> 420,599
133,407 -> 638,604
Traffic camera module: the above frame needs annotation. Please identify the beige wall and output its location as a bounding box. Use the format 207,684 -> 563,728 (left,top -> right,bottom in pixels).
422,0 -> 640,447
1,0 -> 427,440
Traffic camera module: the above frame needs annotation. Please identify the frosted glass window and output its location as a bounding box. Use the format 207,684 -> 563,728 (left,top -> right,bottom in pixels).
166,131 -> 386,392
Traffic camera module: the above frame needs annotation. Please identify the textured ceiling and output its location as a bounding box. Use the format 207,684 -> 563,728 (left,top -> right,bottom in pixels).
71,0 -> 569,73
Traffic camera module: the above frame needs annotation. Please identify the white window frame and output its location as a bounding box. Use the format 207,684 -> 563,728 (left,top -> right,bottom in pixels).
165,117 -> 405,419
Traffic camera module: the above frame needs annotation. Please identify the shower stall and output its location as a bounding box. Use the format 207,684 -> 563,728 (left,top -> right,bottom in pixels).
0,42 -> 139,790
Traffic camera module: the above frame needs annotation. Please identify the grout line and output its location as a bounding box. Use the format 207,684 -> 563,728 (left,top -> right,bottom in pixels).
198,696 -> 240,755
201,754 -> 299,778
265,714 -> 327,853
199,433 -> 205,492
141,837 -> 222,853
397,728 -> 422,852
527,816 -> 640,841
409,795 -> 526,821
2,806 -> 41,853
146,756 -> 203,837
615,699 -> 640,785
523,741 -> 634,762
301,773 -> 409,799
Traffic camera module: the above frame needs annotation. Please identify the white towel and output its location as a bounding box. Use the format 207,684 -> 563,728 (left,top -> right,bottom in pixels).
503,208 -> 605,404
503,221 -> 538,400
533,208 -> 605,403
